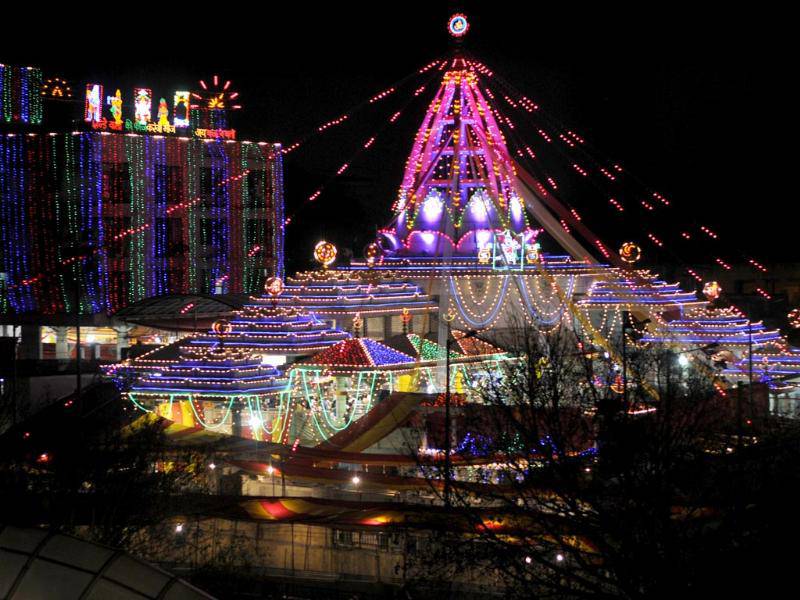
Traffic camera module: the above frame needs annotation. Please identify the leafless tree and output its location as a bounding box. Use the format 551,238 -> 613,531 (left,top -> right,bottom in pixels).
406,318 -> 798,599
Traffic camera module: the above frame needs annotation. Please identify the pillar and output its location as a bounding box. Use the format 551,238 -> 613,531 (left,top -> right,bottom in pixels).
112,323 -> 134,360
54,326 -> 69,360
17,325 -> 41,360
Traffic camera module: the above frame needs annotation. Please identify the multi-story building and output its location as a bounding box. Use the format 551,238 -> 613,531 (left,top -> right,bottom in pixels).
0,62 -> 284,364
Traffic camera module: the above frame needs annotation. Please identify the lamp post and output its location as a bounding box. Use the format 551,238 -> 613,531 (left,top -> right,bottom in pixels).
62,244 -> 94,406
443,324 -> 478,508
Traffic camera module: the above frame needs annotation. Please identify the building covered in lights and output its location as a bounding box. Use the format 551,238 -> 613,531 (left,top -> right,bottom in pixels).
0,63 -> 284,361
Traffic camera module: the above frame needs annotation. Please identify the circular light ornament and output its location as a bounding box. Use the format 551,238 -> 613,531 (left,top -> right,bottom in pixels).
788,308 -> 800,329
264,276 -> 284,298
314,240 -> 337,269
364,242 -> 382,267
212,319 -> 232,336
448,13 -> 469,38
619,242 -> 642,264
703,281 -> 722,301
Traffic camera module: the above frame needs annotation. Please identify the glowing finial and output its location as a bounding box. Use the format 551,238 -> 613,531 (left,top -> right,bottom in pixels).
448,13 -> 469,38
314,240 -> 337,269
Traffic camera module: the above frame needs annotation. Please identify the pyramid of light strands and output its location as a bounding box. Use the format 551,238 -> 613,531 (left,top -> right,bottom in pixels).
187,304 -> 351,364
128,344 -> 291,441
379,58 -> 539,260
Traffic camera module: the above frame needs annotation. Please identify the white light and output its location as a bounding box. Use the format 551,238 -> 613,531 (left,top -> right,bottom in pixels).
351,475 -> 361,485
266,465 -> 275,475
422,195 -> 444,221
556,553 -> 564,562
525,556 -> 532,564
249,416 -> 262,430
175,523 -> 184,533
208,462 -> 216,470
678,354 -> 690,367
261,354 -> 287,367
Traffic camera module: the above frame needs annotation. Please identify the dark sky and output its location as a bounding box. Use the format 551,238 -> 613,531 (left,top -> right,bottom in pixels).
3,2 -> 793,271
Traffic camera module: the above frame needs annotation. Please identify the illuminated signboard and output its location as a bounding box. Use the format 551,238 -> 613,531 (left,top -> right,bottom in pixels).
84,83 -> 103,122
106,89 -> 123,127
82,82 -> 235,139
489,230 -> 540,271
173,91 -> 190,127
156,97 -> 170,126
133,88 -> 152,125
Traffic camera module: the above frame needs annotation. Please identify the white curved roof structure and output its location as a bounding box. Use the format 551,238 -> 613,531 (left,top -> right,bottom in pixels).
0,525 -> 215,599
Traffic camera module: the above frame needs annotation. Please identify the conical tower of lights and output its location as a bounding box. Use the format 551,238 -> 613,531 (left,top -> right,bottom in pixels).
379,52 -> 538,258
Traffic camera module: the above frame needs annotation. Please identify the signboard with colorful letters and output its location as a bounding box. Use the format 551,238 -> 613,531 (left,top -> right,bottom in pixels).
483,229 -> 540,271
83,83 -> 235,139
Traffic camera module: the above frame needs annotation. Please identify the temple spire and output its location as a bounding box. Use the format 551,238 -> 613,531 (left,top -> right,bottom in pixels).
380,57 -> 538,258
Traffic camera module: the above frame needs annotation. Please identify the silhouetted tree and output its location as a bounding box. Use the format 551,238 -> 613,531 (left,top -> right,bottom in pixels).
407,319 -> 800,599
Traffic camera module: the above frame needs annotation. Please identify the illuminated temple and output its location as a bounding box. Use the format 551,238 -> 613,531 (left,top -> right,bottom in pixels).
3,28 -> 799,495
3,18 -> 800,589
100,52 -> 800,457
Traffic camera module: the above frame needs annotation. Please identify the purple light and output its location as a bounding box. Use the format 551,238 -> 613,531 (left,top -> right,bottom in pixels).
422,195 -> 443,224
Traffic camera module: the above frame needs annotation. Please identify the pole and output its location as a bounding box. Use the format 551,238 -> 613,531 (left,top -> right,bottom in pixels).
748,322 -> 754,417
75,282 -> 81,404
621,310 -> 628,408
444,323 -> 452,508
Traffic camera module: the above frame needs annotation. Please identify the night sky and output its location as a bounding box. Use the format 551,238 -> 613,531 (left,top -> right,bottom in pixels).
4,3 -> 793,272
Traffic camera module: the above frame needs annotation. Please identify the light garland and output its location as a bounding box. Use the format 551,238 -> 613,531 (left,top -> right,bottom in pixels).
1,132 -> 283,314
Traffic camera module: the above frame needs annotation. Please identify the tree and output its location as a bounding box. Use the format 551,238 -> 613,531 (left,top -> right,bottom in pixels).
0,381 -> 211,552
406,318 -> 800,599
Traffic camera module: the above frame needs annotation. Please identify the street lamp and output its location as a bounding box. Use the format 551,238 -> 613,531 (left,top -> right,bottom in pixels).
444,325 -> 479,508
61,244 -> 95,403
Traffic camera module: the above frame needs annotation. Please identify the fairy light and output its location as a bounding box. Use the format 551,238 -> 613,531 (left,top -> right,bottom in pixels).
652,191 -> 669,206
600,167 -> 616,181
318,114 -> 348,132
560,133 -> 576,148
2,132 -> 282,309
369,88 -> 395,103
755,287 -> 772,300
700,225 -> 718,239
571,163 -> 588,176
686,268 -> 703,283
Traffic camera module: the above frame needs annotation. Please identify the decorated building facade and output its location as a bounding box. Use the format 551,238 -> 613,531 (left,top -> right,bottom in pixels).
0,63 -> 284,318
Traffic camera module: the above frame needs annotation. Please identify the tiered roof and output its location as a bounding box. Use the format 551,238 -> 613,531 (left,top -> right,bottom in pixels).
131,346 -> 288,396
190,305 -> 350,355
579,272 -> 705,311
298,338 -> 416,372
641,307 -> 782,348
